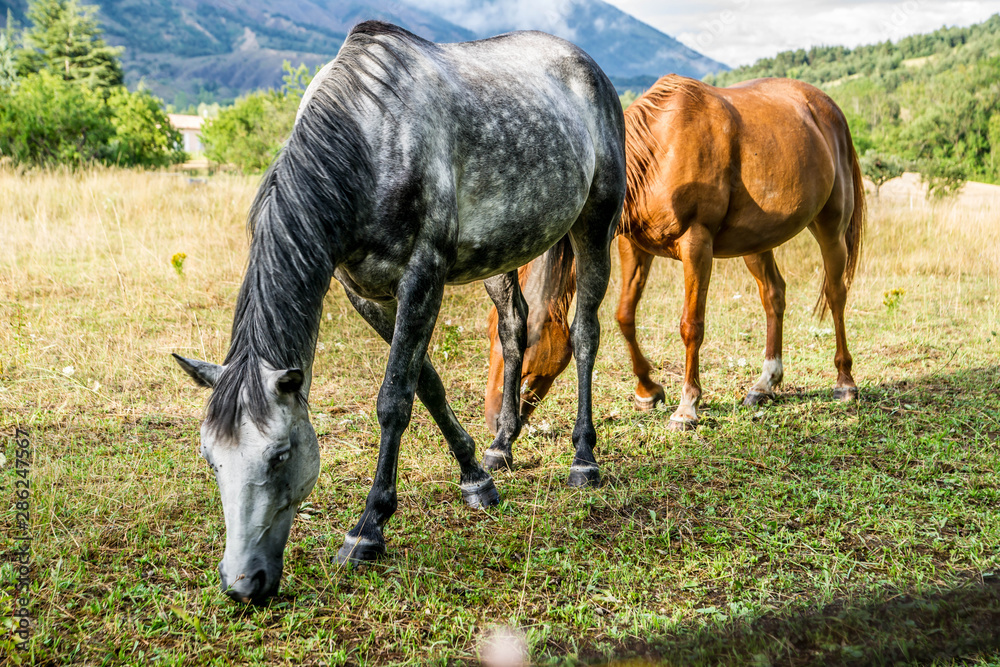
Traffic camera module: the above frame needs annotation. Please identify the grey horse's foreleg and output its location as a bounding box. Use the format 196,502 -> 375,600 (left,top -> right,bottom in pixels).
337,272 -> 497,564
481,270 -> 528,471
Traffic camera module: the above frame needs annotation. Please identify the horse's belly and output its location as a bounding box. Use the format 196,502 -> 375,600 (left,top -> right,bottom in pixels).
446,169 -> 592,284
446,204 -> 585,284
713,206 -> 820,258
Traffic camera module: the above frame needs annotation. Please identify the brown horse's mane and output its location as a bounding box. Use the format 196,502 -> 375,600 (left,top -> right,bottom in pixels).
621,75 -> 705,236
532,235 -> 575,328
514,235 -> 576,327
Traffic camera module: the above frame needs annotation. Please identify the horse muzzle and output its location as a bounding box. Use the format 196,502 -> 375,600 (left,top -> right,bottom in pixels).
219,561 -> 281,605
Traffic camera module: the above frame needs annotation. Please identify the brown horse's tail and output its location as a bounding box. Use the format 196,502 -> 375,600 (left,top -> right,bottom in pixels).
815,142 -> 866,318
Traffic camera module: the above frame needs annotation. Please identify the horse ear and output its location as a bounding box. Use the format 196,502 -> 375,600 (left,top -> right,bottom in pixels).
275,369 -> 304,395
172,354 -> 223,389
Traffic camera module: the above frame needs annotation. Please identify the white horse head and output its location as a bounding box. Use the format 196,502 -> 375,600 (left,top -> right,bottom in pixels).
174,354 -> 320,604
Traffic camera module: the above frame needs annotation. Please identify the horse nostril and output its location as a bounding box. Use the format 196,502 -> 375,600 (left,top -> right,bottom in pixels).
251,570 -> 267,596
221,568 -> 272,605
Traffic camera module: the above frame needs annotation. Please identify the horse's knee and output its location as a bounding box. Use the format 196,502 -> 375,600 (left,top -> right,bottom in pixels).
616,305 -> 636,335
679,319 -> 704,348
376,392 -> 412,433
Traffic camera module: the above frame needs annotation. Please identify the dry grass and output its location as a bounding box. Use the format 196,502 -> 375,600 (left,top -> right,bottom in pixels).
0,167 -> 998,665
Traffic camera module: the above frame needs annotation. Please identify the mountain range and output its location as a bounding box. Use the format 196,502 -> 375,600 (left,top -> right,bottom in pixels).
0,0 -> 727,106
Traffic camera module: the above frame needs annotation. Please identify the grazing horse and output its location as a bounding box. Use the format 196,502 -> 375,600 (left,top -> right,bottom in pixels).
173,21 -> 625,604
485,74 -> 865,438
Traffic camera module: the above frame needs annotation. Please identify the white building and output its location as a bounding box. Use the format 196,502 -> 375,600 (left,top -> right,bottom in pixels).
168,114 -> 205,154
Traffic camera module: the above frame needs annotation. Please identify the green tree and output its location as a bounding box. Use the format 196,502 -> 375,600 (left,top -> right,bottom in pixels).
201,62 -> 311,173
860,150 -> 905,197
0,0 -> 184,168
20,0 -> 124,90
0,33 -> 17,89
0,71 -> 184,167
201,89 -> 298,173
106,86 -> 184,167
988,113 -> 1000,179
0,10 -> 19,89
0,69 -> 113,164
920,158 -> 966,200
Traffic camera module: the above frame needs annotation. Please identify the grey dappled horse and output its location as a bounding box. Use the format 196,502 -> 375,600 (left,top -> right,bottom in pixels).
173,21 -> 625,604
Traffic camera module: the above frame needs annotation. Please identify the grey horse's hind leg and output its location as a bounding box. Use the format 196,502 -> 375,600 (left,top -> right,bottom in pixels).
341,289 -> 499,510
565,207 -> 617,488
481,270 -> 528,471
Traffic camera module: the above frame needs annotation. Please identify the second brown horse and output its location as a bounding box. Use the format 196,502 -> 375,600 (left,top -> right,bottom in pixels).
485,74 -> 865,451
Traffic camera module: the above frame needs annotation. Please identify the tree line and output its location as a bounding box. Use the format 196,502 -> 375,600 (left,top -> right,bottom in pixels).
706,14 -> 1000,195
5,3 -> 998,188
0,0 -> 184,167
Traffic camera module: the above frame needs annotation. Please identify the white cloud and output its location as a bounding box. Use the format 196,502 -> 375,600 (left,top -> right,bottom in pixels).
603,0 -> 1000,66
406,0 -> 580,38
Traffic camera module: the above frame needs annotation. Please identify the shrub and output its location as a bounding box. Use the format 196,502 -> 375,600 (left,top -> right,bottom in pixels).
0,70 -> 112,164
201,87 -> 298,173
106,86 -> 184,167
0,71 -> 185,167
860,150 -> 905,197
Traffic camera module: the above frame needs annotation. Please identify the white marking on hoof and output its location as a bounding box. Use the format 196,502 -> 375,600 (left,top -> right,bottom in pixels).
570,464 -> 599,472
668,414 -> 698,431
341,534 -> 379,548
634,393 -> 657,406
460,479 -> 493,494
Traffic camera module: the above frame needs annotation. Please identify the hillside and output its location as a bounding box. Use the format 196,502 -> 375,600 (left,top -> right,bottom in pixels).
1,0 -> 726,106
405,0 -> 723,81
705,14 -> 1000,186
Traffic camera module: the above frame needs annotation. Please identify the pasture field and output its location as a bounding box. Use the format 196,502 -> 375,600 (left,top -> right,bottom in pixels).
1,168 -> 999,665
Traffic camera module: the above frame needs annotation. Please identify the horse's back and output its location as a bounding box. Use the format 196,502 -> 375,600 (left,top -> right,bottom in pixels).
420,29 -> 625,281
301,22 -> 624,292
626,75 -> 851,258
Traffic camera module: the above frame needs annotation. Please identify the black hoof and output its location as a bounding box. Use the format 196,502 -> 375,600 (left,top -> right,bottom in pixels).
742,391 -> 774,407
461,477 -> 500,509
567,464 -> 601,488
482,449 -> 513,471
833,386 -> 858,402
335,534 -> 386,566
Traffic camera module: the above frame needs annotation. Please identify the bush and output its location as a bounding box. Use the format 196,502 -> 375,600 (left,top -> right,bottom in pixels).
0,71 -> 185,167
106,86 -> 184,167
0,70 -> 112,164
201,89 -> 298,173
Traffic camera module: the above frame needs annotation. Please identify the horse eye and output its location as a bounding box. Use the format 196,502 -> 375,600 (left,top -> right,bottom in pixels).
271,450 -> 291,466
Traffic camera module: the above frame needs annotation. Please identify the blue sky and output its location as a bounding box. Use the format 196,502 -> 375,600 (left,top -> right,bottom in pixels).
607,0 -> 1000,66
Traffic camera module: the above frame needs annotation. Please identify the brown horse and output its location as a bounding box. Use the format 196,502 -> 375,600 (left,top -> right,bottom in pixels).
485,74 -> 865,440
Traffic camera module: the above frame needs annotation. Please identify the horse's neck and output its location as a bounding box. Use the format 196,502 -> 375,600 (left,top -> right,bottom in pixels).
229,257 -> 330,394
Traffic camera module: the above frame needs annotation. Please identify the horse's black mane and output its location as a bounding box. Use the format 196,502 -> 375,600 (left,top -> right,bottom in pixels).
204,21 -> 422,438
